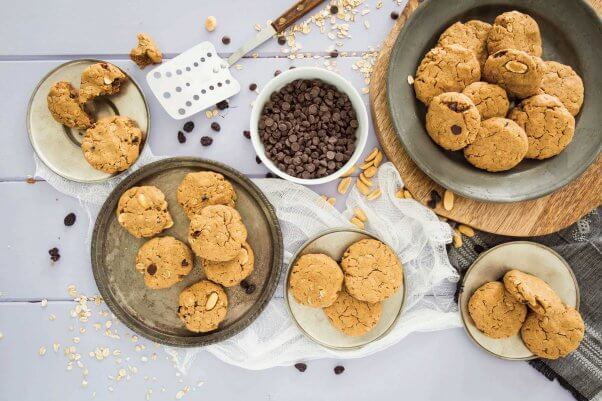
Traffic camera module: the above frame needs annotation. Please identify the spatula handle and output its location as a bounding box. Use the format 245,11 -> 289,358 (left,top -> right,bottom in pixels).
272,0 -> 327,33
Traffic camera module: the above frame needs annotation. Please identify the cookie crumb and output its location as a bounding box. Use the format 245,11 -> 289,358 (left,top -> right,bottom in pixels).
130,33 -> 163,69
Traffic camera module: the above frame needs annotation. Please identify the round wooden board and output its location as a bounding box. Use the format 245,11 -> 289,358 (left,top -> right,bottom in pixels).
370,0 -> 602,237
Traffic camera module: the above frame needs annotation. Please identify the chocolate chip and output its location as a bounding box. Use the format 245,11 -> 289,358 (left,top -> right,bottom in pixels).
390,11 -> 399,20
431,189 -> 442,202
330,5 -> 339,14
249,83 -> 257,91
451,125 -> 462,135
444,101 -> 469,113
210,122 -> 221,132
330,50 -> 339,58
265,172 -> 279,178
294,363 -> 307,372
245,284 -> 256,294
427,199 -> 437,209
201,136 -> 213,146
277,36 -> 286,45
221,36 -> 231,45
473,244 -> 485,253
183,121 -> 194,133
48,247 -> 60,262
181,259 -> 189,267
177,131 -> 186,143
240,279 -> 250,289
255,156 -> 262,164
63,213 -> 76,226
274,70 -> 281,77
334,366 -> 345,375
243,130 -> 251,139
216,100 -> 229,110
147,264 -> 157,275
191,230 -> 201,238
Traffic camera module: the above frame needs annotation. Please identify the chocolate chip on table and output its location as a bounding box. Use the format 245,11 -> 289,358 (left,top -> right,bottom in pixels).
245,284 -> 256,294
274,70 -> 281,77
289,66 -> 296,70
216,100 -> 229,110
48,247 -> 60,262
240,279 -> 250,290
277,36 -> 286,46
255,156 -> 262,164
183,121 -> 194,133
265,172 -> 280,178
200,136 -> 213,146
147,264 -> 157,275
177,131 -> 186,143
330,50 -> 339,58
63,212 -> 76,227
294,363 -> 307,372
210,122 -> 221,132
330,5 -> 339,14
390,11 -> 400,20
243,130 -> 251,139
334,366 -> 345,375
473,244 -> 485,253
451,125 -> 462,135
221,36 -> 231,45
249,83 -> 258,91
427,189 -> 441,209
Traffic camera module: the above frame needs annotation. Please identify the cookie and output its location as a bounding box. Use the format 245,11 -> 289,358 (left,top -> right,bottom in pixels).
135,236 -> 193,289
47,81 -> 94,129
324,289 -> 383,337
426,92 -> 480,151
538,61 -> 584,116
437,20 -> 492,67
463,118 -> 528,172
468,281 -> 527,338
483,49 -> 544,99
203,242 -> 254,287
178,280 -> 228,333
177,171 -> 237,218
130,33 -> 163,69
503,270 -> 564,315
521,307 -> 584,359
188,205 -> 247,262
340,239 -> 403,303
116,185 -> 174,238
81,116 -> 142,174
289,253 -> 344,308
508,94 -> 575,160
414,44 -> 481,105
487,11 -> 542,57
79,62 -> 126,103
462,82 -> 510,119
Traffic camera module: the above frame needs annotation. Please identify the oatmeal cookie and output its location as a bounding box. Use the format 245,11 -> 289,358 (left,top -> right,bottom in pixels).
178,280 -> 228,333
324,289 -> 383,337
130,33 -> 163,69
177,171 -> 237,218
462,82 -> 510,119
426,92 -> 480,151
79,62 -> 126,103
135,236 -> 193,289
116,185 -> 174,238
203,242 -> 254,287
438,20 -> 492,67
487,11 -> 542,57
47,81 -> 93,129
483,49 -> 544,99
503,270 -> 564,315
539,61 -> 584,116
289,253 -> 343,308
521,307 -> 584,359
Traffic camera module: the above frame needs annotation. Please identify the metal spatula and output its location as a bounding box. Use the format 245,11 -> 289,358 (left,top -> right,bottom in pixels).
147,0 -> 325,120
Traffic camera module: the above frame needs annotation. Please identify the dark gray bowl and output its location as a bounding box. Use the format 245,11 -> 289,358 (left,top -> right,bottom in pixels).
387,0 -> 602,202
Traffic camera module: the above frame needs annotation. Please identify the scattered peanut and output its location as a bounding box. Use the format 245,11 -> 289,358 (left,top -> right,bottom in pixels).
372,152 -> 383,167
443,190 -> 454,211
363,166 -> 377,178
350,217 -> 365,229
364,148 -> 379,162
327,197 -> 336,206
403,189 -> 413,199
359,173 -> 372,187
367,188 -> 382,201
353,207 -> 367,222
453,230 -> 463,248
356,180 -> 371,196
340,165 -> 356,178
458,224 -> 475,237
205,292 -> 218,310
205,16 -> 217,32
395,189 -> 404,199
359,161 -> 373,170
337,177 -> 352,194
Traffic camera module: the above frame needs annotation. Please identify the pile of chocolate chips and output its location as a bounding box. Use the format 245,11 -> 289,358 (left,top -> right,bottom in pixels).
258,79 -> 358,179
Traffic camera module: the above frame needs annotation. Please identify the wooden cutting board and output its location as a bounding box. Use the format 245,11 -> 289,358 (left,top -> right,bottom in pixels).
370,0 -> 602,237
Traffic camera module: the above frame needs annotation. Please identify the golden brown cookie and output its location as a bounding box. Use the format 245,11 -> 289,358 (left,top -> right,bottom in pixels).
538,61 -> 584,116
508,94 -> 575,160
177,171 -> 237,218
324,289 -> 383,337
130,33 -> 163,69
135,236 -> 193,289
503,270 -> 564,315
521,307 -> 584,359
79,62 -> 126,103
414,44 -> 481,105
437,20 -> 492,68
468,281 -> 527,338
289,253 -> 344,308
47,81 -> 94,129
462,82 -> 510,119
203,242 -> 254,287
426,92 -> 481,151
116,185 -> 174,238
487,11 -> 542,57
483,49 -> 544,99
82,116 -> 142,174
340,239 -> 403,303
188,205 -> 247,262
178,280 -> 228,333
464,117 -> 528,172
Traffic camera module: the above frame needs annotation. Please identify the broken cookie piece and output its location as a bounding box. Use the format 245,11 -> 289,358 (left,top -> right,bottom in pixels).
47,81 -> 94,129
79,62 -> 126,103
130,33 -> 163,69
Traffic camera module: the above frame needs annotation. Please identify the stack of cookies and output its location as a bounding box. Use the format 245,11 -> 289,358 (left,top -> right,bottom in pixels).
414,11 -> 583,172
289,239 -> 403,337
116,171 -> 254,333
468,270 -> 584,359
47,62 -> 144,174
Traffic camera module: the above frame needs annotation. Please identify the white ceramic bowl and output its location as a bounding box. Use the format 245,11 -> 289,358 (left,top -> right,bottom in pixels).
250,67 -> 368,185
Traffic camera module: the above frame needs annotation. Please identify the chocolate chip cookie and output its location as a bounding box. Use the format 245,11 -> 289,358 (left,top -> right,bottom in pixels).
130,33 -> 163,69
47,81 -> 94,129
426,92 -> 480,151
539,61 -> 584,116
462,82 -> 510,119
324,289 -> 383,337
487,11 -> 542,57
483,49 -> 544,99
464,118 -> 528,172
503,270 -> 564,315
135,236 -> 193,289
437,20 -> 492,68
178,280 -> 228,333
414,44 -> 481,105
340,239 -> 403,303
176,171 -> 237,219
117,185 -> 174,238
79,62 -> 126,103
521,307 -> 584,359
509,94 -> 575,160
203,242 -> 254,287
289,253 -> 344,308
81,116 -> 142,174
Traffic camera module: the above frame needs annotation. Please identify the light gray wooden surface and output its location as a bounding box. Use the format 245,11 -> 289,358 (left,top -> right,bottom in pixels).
0,0 -> 572,400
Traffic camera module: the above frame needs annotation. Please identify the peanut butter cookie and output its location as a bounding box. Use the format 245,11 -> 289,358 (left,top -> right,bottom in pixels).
324,289 -> 383,337
178,280 -> 228,333
521,307 -> 584,359
464,118 -> 528,172
135,236 -> 193,289
414,44 -> 481,105
426,92 -> 480,151
483,49 -> 544,99
487,11 -> 542,57
503,270 -> 564,315
437,20 -> 492,68
47,81 -> 94,129
203,242 -> 254,287
539,61 -> 584,116
509,94 -> 575,160
188,205 -> 247,262
177,171 -> 237,218
289,253 -> 344,308
462,82 -> 510,119
117,185 -> 174,238
468,281 -> 527,338
82,116 -> 142,174
79,62 -> 126,103
340,239 -> 403,303
130,33 -> 163,69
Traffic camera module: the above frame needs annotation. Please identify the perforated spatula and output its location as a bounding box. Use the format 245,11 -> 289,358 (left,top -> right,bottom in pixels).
146,0 -> 325,119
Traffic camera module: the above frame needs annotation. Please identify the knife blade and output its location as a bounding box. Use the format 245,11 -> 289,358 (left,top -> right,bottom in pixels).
227,25 -> 277,66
